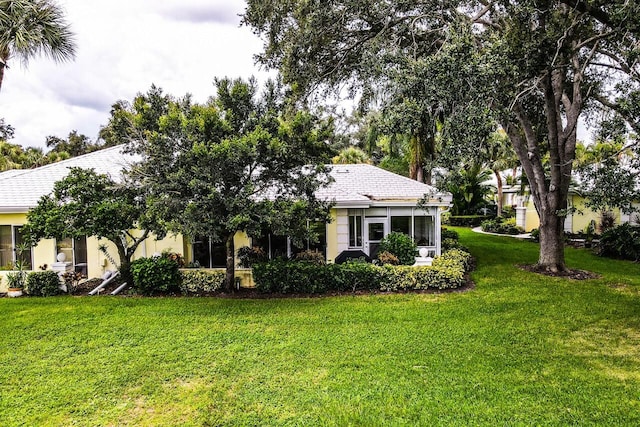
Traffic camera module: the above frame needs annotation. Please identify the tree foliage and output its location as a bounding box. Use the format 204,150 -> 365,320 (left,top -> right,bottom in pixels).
25,167 -> 157,284
575,140 -> 640,215
102,78 -> 335,291
244,0 -> 640,272
438,162 -> 494,216
0,0 -> 76,91
45,130 -> 113,157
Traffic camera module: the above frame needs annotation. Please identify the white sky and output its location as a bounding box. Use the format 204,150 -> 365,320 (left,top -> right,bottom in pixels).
0,0 -> 275,149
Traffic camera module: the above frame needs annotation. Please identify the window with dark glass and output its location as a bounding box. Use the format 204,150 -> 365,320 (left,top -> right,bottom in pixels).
390,216 -> 411,235
193,236 -> 226,268
348,214 -> 362,247
56,236 -> 88,272
291,221 -> 327,258
256,234 -> 288,259
0,226 -> 32,269
413,216 -> 434,246
0,225 -> 12,268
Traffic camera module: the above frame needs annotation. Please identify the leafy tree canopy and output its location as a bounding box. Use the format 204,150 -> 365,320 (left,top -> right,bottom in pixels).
45,130 -> 114,157
244,0 -> 640,272
101,78 -> 335,290
25,167 -> 159,284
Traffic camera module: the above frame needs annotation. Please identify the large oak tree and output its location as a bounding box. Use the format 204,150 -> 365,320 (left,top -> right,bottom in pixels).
244,0 -> 640,273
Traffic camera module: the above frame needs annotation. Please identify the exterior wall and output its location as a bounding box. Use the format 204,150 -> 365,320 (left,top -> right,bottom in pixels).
506,191 -> 640,233
0,271 -> 10,292
234,232 -> 251,255
334,208 -> 350,261
0,213 -> 27,224
326,208 -> 339,263
330,205 -> 444,260
570,196 -> 600,234
567,195 -> 634,234
33,239 -> 56,269
620,203 -> 640,226
0,209 -> 192,281
524,201 -> 540,232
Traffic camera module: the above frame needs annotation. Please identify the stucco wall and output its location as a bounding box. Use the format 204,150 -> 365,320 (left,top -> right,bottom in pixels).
325,208 -> 339,263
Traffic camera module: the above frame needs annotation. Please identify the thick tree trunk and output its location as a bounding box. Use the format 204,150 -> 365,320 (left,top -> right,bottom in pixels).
115,242 -> 133,286
224,233 -> 236,292
537,207 -> 566,272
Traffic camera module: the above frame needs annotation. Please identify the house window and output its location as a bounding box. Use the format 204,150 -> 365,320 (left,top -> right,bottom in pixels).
193,236 -> 226,268
291,221 -> 327,258
56,236 -> 88,273
414,216 -> 434,246
256,234 -> 289,259
348,212 -> 363,247
0,225 -> 32,269
390,216 -> 411,235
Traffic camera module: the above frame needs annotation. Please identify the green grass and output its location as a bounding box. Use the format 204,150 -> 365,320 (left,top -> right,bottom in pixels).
1,228 -> 639,426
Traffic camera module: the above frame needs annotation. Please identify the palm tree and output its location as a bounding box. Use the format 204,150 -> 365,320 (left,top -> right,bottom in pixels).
332,146 -> 371,164
486,129 -> 519,216
0,0 -> 76,91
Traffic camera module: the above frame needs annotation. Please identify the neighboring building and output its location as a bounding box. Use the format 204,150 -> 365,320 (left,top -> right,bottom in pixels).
0,146 -> 452,291
501,184 -> 639,233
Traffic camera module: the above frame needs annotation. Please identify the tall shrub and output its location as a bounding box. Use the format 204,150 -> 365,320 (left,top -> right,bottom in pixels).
378,232 -> 417,265
131,256 -> 181,295
597,223 -> 640,261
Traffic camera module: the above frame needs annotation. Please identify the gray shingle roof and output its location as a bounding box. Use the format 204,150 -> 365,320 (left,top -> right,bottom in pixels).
322,164 -> 451,206
0,148 -> 451,213
0,145 -> 137,212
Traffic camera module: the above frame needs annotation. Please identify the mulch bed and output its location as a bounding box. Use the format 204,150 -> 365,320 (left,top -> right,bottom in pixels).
518,264 -> 600,280
70,278 -> 124,295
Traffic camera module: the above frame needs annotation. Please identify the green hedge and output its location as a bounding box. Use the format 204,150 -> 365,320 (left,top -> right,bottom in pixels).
446,215 -> 492,227
481,217 -> 524,235
131,256 -> 181,295
179,270 -> 225,295
25,271 -> 61,296
253,249 -> 473,294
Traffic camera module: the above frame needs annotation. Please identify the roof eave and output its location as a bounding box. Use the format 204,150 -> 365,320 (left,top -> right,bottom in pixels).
0,206 -> 31,214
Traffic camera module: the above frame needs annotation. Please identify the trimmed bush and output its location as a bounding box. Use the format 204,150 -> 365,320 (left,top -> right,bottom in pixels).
131,256 -> 181,295
252,259 -> 333,294
338,261 -> 382,292
378,232 -> 417,265
597,223 -> 640,261
179,270 -> 225,295
253,248 -> 473,294
379,265 -> 415,291
481,217 -> 524,235
377,251 -> 399,265
433,248 -> 474,273
441,228 -> 459,241
294,250 -> 326,264
447,215 -> 491,227
25,271 -> 61,296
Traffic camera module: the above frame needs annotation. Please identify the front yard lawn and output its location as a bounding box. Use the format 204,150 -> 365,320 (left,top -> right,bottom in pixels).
1,228 -> 639,426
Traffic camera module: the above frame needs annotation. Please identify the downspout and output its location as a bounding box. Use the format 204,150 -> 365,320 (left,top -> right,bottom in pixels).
436,205 -> 452,256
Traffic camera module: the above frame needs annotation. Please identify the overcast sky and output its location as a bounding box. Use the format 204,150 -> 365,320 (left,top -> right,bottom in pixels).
0,0 -> 275,149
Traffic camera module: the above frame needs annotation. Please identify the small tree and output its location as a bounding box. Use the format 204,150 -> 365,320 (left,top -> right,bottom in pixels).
25,167 -> 159,284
